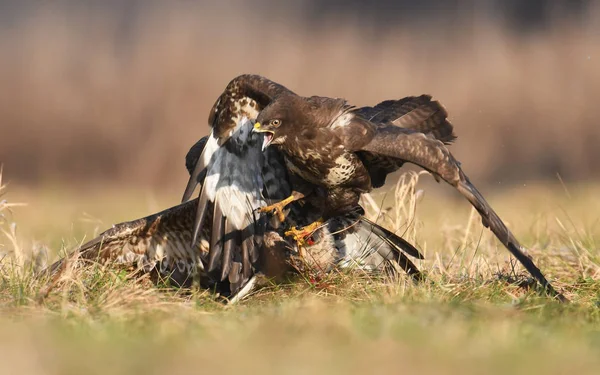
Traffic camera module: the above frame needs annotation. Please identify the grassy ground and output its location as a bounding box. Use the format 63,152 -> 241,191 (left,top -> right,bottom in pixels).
1,172 -> 600,375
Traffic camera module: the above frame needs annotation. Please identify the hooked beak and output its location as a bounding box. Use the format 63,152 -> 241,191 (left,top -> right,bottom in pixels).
253,122 -> 274,151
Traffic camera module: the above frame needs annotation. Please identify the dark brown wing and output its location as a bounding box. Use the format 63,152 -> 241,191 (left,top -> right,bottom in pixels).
182,74 -> 294,203
354,95 -> 456,188
356,126 -> 566,301
356,95 -> 456,144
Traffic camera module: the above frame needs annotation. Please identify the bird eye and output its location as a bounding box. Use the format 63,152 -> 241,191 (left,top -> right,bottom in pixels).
271,119 -> 281,127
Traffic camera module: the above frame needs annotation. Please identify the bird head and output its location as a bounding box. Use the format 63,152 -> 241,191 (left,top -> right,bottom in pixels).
253,96 -> 302,151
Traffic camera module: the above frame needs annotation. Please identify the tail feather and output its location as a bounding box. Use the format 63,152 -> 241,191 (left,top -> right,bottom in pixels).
358,217 -> 424,281
191,182 -> 210,246
329,216 -> 424,280
394,252 -> 424,282
359,217 -> 424,260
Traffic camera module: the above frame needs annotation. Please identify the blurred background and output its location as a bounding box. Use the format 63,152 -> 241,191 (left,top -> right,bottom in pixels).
0,0 -> 598,192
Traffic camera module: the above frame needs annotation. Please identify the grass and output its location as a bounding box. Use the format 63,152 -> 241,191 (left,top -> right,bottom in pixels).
2,170 -> 600,374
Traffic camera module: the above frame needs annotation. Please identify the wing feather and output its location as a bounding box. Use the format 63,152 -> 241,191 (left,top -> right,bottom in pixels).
220,219 -> 234,281
182,75 -> 294,203
359,217 -> 424,260
182,132 -> 219,203
210,74 -> 295,144
208,207 -> 225,274
356,95 -> 456,144
319,216 -> 423,280
359,126 -> 565,301
37,199 -> 207,300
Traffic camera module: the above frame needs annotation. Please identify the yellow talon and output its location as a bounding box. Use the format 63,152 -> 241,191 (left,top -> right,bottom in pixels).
284,219 -> 325,247
257,194 -> 297,222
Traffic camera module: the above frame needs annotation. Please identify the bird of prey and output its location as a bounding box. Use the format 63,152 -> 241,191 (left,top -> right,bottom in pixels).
38,120 -> 424,302
183,74 -> 564,301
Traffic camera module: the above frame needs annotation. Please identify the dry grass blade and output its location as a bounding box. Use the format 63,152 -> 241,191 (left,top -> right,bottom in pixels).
0,167 -> 29,274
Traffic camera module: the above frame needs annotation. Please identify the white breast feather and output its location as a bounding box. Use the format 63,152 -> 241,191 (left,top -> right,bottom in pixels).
325,154 -> 356,185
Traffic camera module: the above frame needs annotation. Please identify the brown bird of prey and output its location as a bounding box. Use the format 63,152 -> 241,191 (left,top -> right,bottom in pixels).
39,121 -> 424,303
182,74 -> 564,302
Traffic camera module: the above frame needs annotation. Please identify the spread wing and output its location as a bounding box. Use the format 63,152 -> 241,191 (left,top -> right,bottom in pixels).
39,122 -> 290,300
356,95 -> 456,144
353,125 -> 564,301
182,74 -> 295,204
354,95 -> 457,188
38,198 -> 210,299
209,74 -> 295,144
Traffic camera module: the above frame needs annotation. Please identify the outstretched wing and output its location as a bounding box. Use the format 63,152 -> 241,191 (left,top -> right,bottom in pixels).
40,198 -> 209,293
355,125 -> 565,301
182,74 -> 295,203
356,95 -> 456,144
40,121 -> 286,299
354,95 -> 456,188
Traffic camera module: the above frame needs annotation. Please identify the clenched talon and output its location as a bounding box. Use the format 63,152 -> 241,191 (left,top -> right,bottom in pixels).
257,202 -> 287,222
285,219 -> 324,248
256,193 -> 302,222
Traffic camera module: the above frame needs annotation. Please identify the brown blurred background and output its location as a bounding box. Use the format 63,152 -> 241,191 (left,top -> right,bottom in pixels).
1,0 -> 598,192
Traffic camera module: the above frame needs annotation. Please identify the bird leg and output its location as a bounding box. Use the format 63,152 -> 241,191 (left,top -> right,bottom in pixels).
257,190 -> 305,222
285,218 -> 325,248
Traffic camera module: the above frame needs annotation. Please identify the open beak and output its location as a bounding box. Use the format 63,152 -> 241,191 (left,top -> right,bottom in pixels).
253,122 -> 274,151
